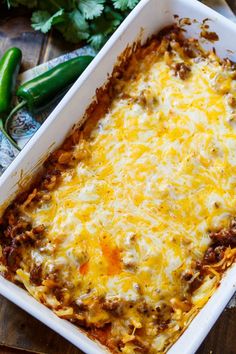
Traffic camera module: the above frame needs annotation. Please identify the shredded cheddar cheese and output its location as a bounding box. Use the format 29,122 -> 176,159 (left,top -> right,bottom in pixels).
1,28 -> 236,353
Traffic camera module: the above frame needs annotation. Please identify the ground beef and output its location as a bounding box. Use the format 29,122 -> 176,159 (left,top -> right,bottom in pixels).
173,62 -> 191,80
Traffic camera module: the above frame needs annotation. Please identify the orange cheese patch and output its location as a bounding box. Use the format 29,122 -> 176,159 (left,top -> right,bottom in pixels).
101,240 -> 122,276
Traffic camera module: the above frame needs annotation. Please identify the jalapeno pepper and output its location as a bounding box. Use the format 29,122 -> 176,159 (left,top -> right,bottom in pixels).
17,55 -> 94,112
0,47 -> 22,150
5,55 -> 94,145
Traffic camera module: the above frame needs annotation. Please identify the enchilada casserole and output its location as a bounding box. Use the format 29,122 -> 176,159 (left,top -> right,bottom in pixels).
0,25 -> 236,353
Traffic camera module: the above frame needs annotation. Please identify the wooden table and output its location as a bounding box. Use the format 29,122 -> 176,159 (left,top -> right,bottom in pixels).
0,2 -> 236,354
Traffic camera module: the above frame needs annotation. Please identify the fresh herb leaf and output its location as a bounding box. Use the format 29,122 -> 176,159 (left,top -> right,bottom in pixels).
31,9 -> 65,34
6,0 -> 140,49
88,5 -> 124,50
78,0 -> 105,20
112,0 -> 139,11
88,33 -> 106,50
56,9 -> 89,43
40,0 -> 77,12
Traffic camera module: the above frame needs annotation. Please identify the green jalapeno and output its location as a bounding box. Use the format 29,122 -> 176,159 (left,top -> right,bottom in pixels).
0,47 -> 22,150
16,55 -> 94,113
5,55 -> 94,149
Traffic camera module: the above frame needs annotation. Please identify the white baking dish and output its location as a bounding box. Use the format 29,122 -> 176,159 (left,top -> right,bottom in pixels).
0,0 -> 236,353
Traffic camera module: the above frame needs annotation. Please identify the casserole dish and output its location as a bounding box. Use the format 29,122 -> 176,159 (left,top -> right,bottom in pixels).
0,0 -> 236,353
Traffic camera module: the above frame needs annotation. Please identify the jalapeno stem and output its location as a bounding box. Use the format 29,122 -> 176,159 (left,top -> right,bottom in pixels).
0,119 -> 21,151
2,100 -> 27,151
4,100 -> 27,136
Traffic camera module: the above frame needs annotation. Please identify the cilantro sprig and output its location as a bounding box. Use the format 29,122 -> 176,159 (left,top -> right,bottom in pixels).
6,0 -> 140,50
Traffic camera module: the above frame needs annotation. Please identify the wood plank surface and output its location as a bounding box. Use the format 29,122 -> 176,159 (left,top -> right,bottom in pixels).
0,296 -> 82,354
0,7 -> 44,72
0,347 -> 31,354
228,0 -> 236,12
0,2 -> 236,354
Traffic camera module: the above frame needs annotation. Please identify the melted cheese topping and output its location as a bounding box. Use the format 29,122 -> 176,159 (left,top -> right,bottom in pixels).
15,44 -> 236,353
